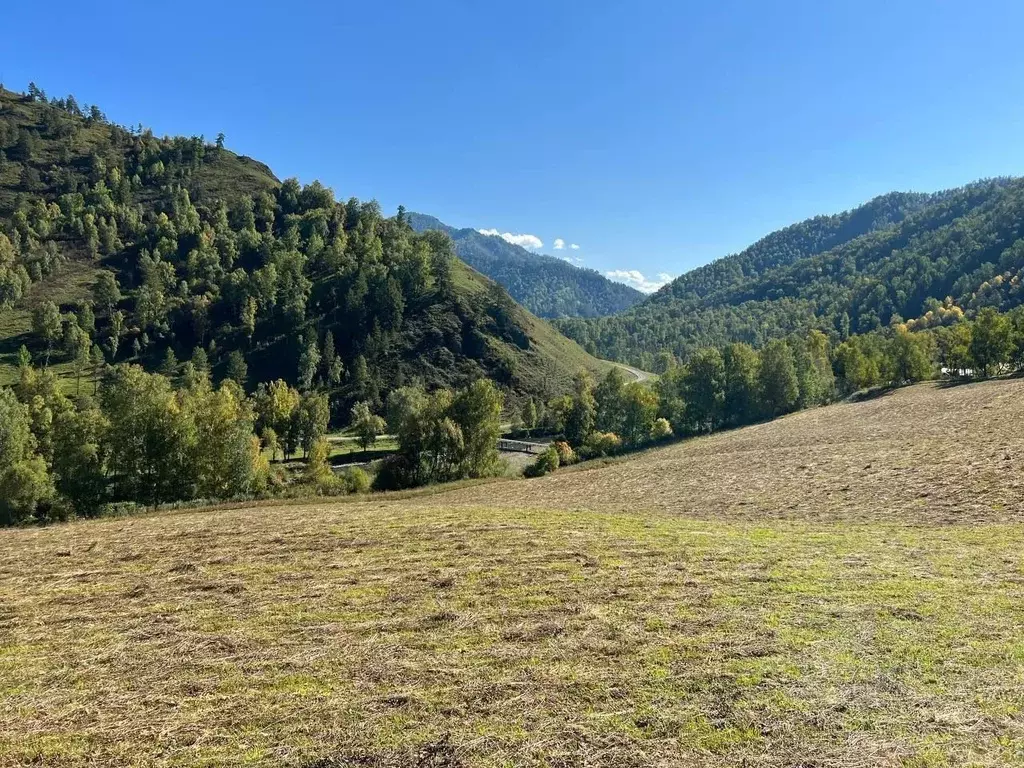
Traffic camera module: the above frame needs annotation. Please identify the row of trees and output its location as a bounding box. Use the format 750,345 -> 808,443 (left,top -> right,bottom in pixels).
527,306 -> 1024,475
0,351 -> 512,524
0,358 -> 356,525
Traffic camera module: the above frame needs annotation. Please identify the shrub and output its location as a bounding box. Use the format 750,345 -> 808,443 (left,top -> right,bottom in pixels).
582,431 -> 622,458
553,441 -> 576,466
372,454 -> 418,491
651,418 -> 673,441
344,467 -> 371,494
525,447 -> 559,477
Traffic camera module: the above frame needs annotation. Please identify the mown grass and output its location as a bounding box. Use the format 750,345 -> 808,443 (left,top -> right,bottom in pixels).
1,505 -> 1022,766
2,379 -> 1024,766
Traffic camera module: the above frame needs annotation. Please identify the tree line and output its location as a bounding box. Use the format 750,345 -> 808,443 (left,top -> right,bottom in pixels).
0,355 -> 508,524
520,304 -> 1024,476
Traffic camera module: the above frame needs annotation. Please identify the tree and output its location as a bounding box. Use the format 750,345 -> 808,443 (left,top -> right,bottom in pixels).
722,342 -> 760,426
651,417 -> 673,440
215,132 -> 226,149
386,386 -> 429,435
620,383 -> 659,446
100,365 -> 195,507
160,347 -> 179,377
93,271 -> 121,315
225,350 -> 248,389
261,427 -> 281,462
323,330 -> 343,386
304,438 -> 333,485
107,310 -> 125,360
595,367 -> 627,434
254,380 -> 301,458
521,397 -> 538,435
890,327 -> 933,385
297,332 -> 321,391
969,307 -> 1013,377
350,400 -> 386,454
834,336 -> 882,393
240,295 -> 257,339
654,351 -> 676,375
79,303 -> 96,336
450,378 -> 504,477
296,392 -> 330,456
758,339 -> 799,418
351,354 -> 373,402
70,325 -> 91,395
51,399 -> 108,517
565,371 -> 596,446
793,330 -> 834,408
32,301 -> 62,366
683,347 -> 725,432
188,383 -> 267,499
190,346 -> 210,378
0,388 -> 54,525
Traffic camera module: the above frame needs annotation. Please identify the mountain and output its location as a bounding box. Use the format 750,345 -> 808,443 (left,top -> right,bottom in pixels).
555,179 -> 1024,368
406,212 -> 643,318
0,85 -> 609,406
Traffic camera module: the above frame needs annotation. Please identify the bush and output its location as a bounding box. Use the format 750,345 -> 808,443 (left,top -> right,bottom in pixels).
344,467 -> 371,494
553,441 -> 576,466
524,447 -> 559,478
372,454 -> 418,491
651,418 -> 673,441
582,431 -> 622,458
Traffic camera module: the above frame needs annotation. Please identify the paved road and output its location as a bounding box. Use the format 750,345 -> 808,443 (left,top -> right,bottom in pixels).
616,363 -> 655,382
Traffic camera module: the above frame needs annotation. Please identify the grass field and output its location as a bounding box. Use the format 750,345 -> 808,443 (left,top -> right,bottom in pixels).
2,380 -> 1024,766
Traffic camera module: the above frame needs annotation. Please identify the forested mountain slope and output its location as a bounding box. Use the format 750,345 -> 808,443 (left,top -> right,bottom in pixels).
407,212 -> 643,317
0,85 -> 607,406
555,179 -> 1024,367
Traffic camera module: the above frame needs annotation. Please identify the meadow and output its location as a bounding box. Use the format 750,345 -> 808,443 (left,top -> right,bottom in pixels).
2,379 -> 1023,767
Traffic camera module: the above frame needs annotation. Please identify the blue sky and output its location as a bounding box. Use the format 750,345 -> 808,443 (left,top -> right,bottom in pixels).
5,1 -> 1024,292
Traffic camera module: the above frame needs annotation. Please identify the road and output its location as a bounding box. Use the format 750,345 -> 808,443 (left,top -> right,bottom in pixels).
615,363 -> 655,382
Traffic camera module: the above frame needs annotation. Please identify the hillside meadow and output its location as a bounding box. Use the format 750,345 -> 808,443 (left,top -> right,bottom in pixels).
2,379 -> 1024,767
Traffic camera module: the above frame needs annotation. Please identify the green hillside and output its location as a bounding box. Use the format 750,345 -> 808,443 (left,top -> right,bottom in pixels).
555,179 -> 1024,367
0,85 -> 607,404
407,212 -> 644,318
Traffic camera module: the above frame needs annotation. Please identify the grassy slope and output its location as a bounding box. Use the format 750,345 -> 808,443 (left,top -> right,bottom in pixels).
2,379 -> 1023,766
452,259 -> 614,394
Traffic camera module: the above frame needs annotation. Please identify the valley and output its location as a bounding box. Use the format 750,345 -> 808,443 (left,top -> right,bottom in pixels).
2,378 -> 1022,766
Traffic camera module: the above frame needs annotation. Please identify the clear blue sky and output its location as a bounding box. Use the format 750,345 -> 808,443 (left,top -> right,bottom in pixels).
4,0 -> 1024,292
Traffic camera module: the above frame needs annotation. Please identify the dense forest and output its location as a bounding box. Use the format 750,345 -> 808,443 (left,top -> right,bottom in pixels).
0,84 -> 607,412
555,180 -> 1024,368
407,212 -> 643,318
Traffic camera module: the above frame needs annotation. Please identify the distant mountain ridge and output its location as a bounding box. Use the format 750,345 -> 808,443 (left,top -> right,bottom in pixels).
554,179 -> 1024,368
406,212 -> 643,318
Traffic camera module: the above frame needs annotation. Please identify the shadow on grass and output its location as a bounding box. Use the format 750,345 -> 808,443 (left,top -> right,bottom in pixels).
847,385 -> 898,402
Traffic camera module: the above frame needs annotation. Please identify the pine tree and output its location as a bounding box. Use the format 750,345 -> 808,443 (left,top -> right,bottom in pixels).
160,347 -> 179,377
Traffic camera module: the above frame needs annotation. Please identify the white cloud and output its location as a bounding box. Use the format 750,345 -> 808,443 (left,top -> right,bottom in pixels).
570,243 -> 580,250
605,269 -> 675,293
553,238 -> 566,250
478,228 -> 543,249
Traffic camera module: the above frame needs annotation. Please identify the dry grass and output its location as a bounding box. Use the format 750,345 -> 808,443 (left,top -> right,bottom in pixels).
2,380 -> 1024,766
435,378 -> 1024,525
